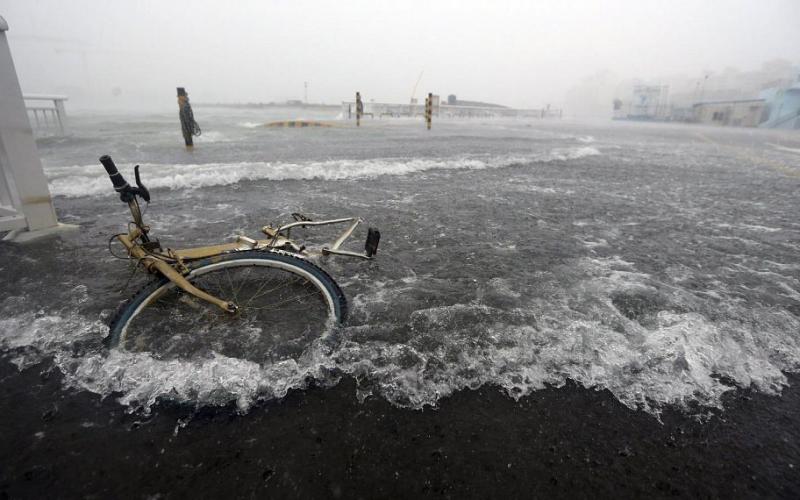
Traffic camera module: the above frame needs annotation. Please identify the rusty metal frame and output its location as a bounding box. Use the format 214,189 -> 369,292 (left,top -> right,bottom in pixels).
115,205 -> 372,314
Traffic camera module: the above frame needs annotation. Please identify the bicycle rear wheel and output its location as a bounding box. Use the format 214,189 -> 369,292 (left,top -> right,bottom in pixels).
107,250 -> 347,361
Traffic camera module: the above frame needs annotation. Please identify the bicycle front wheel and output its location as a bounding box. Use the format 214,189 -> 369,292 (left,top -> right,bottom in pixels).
107,250 -> 347,361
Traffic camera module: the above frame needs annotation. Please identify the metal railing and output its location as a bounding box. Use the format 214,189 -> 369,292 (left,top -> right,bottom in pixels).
23,94 -> 68,136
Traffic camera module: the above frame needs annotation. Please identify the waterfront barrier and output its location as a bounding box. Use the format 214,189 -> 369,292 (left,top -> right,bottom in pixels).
23,94 -> 68,136
264,120 -> 335,128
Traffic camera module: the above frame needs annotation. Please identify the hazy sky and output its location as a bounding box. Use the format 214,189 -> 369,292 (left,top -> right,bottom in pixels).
2,0 -> 799,110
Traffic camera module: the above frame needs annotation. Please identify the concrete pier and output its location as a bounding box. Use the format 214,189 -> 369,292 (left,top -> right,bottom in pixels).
0,16 -> 76,241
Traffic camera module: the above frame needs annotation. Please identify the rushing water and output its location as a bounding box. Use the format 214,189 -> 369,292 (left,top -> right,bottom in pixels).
1,107 -> 799,417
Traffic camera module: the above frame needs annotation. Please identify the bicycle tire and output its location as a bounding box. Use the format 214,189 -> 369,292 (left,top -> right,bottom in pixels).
106,250 -> 347,354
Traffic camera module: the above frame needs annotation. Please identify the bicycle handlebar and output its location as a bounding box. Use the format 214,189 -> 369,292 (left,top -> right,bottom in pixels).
99,155 -> 130,193
99,155 -> 150,203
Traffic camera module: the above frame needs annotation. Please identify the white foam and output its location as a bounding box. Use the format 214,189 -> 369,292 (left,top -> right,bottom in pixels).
768,143 -> 800,155
45,148 -> 601,198
60,349 -> 333,413
195,131 -> 233,143
739,224 -> 782,233
3,252 -> 798,418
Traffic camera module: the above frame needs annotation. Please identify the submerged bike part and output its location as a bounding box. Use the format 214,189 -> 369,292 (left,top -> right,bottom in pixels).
365,228 -> 381,257
99,154 -> 378,359
106,251 -> 347,360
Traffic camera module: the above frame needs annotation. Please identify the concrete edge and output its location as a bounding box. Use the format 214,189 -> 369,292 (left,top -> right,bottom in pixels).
2,223 -> 79,243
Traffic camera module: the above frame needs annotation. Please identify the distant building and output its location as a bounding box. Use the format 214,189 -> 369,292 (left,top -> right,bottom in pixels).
759,77 -> 800,129
445,95 -> 508,108
629,85 -> 669,119
613,84 -> 670,121
608,62 -> 800,128
692,99 -> 766,127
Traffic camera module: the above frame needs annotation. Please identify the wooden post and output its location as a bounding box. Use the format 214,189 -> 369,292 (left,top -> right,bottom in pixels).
425,92 -> 433,130
355,92 -> 363,127
177,87 -> 199,148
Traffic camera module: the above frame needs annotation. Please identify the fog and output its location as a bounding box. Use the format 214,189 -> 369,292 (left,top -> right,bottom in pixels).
2,0 -> 799,113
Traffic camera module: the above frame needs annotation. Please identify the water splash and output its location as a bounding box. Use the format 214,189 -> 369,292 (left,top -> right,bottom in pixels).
2,254 -> 797,418
45,148 -> 601,198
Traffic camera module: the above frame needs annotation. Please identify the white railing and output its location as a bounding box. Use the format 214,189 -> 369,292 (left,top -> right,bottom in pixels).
24,94 -> 68,136
0,15 -> 64,238
340,100 -> 562,120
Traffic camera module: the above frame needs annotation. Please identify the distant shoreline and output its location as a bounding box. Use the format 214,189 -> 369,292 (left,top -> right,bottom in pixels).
196,102 -> 341,110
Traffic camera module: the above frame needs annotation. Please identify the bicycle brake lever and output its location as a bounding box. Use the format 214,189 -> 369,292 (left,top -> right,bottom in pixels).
133,165 -> 151,202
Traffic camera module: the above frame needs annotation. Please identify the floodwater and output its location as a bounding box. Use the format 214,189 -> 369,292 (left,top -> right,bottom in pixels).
1,108 -> 799,418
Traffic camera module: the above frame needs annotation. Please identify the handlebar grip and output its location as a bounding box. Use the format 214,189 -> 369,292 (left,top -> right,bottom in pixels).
99,155 -> 129,191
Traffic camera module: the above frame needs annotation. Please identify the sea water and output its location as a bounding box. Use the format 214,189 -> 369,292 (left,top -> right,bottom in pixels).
1,108 -> 799,417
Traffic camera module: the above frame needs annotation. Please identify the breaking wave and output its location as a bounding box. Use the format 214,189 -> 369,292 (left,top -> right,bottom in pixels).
45,147 -> 601,198
2,254 -> 798,418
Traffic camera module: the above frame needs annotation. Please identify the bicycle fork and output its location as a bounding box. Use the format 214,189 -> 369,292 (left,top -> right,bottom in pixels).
117,232 -> 237,314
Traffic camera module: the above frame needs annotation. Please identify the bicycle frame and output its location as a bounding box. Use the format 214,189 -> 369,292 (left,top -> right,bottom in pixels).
114,197 -> 374,314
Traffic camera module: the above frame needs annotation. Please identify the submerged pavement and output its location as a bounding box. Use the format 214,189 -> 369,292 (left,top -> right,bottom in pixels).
1,111 -> 799,495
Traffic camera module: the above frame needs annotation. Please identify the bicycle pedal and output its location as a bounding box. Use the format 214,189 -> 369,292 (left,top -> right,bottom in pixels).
292,212 -> 313,222
365,227 -> 380,257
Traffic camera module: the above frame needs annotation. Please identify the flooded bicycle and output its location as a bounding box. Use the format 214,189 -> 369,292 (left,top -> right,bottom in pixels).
99,155 -> 380,356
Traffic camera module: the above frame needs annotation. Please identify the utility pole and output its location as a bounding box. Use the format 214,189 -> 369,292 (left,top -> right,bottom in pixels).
304,81 -> 308,104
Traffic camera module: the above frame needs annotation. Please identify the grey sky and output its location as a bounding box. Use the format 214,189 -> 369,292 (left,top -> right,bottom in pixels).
2,0 -> 799,110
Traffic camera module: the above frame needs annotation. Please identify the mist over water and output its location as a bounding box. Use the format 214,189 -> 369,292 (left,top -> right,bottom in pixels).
4,0 -> 799,114
2,109 -> 799,418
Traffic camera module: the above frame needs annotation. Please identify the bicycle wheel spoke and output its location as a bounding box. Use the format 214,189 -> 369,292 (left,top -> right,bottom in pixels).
247,294 -> 321,312
243,275 -> 306,307
118,256 -> 339,362
232,265 -> 253,299
223,268 -> 238,303
241,271 -> 281,306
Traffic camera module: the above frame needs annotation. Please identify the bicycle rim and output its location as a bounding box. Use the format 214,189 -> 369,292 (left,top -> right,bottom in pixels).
110,252 -> 345,362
